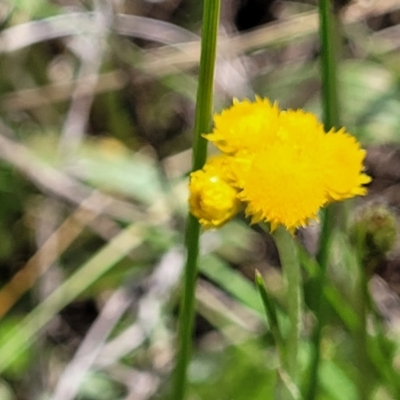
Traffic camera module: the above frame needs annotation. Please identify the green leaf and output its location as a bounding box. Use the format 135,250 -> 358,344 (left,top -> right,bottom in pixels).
319,361 -> 358,400
199,254 -> 263,314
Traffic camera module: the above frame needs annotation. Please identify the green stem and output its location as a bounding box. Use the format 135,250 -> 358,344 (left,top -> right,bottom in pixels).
256,269 -> 302,400
171,1 -> 220,400
255,270 -> 284,356
306,2 -> 341,399
304,209 -> 332,400
273,227 -> 302,395
191,1 -> 221,171
352,233 -> 373,400
354,268 -> 370,400
318,0 -> 340,131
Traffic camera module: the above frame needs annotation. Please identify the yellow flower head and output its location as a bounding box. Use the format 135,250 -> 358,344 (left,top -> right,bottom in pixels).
322,128 -> 372,202
189,98 -> 371,232
189,155 -> 241,229
234,146 -> 327,233
205,97 -> 280,154
277,109 -> 325,146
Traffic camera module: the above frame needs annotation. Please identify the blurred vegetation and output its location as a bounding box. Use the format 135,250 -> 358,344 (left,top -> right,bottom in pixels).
0,0 -> 400,399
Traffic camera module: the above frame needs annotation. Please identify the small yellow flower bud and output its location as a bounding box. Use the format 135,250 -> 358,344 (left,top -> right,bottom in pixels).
189,156 -> 241,229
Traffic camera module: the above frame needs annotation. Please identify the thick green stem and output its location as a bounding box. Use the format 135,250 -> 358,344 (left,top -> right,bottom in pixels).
171,1 -> 220,400
273,227 -> 302,396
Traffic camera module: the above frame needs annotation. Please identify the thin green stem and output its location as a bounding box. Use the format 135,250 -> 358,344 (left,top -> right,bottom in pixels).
172,215 -> 201,400
316,0 -> 341,270
318,0 -> 340,131
256,269 -> 302,400
191,1 -> 221,171
352,233 -> 374,400
171,1 -> 220,400
273,227 -> 302,397
306,2 -> 341,399
305,209 -> 333,400
255,270 -> 284,356
354,268 -> 371,400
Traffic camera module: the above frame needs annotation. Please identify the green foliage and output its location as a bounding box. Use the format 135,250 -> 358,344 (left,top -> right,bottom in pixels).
190,341 -> 277,399
8,0 -> 60,19
78,371 -> 125,400
0,317 -> 33,377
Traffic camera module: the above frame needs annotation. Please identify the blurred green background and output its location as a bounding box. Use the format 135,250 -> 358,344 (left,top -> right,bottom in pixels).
0,0 -> 400,399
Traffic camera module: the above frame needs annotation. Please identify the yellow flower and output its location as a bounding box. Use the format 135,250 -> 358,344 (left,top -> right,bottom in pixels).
205,97 -> 280,154
233,143 -> 327,233
228,107 -> 331,232
189,155 -> 241,229
189,98 -> 371,232
322,128 -> 372,201
277,109 -> 325,146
